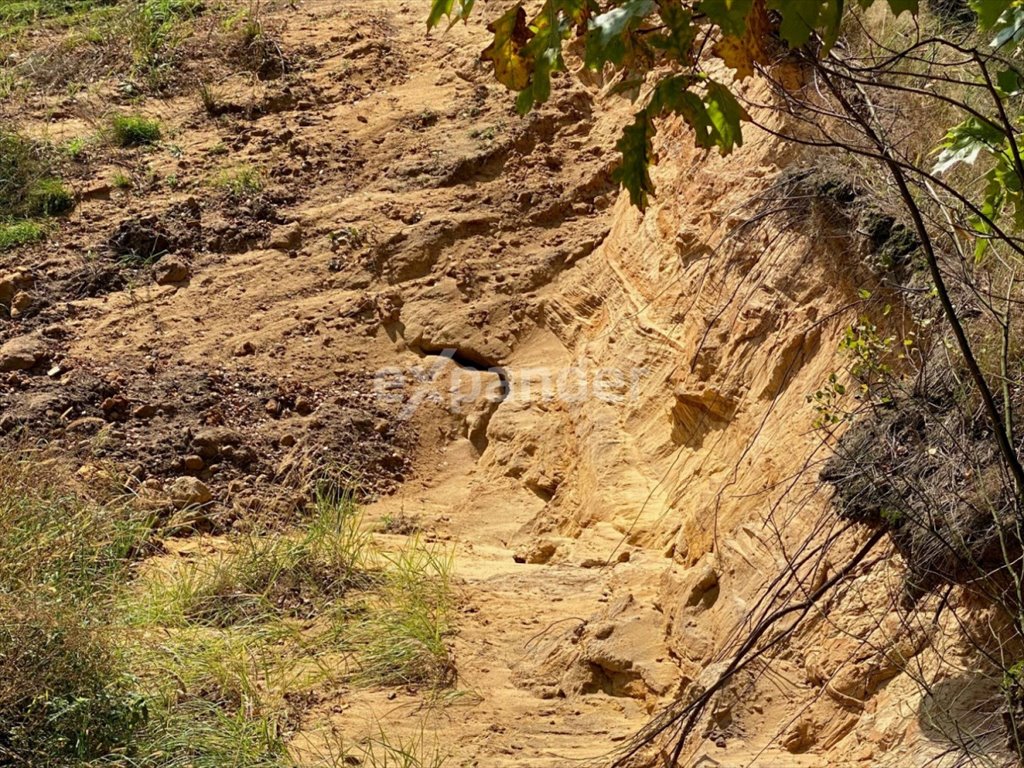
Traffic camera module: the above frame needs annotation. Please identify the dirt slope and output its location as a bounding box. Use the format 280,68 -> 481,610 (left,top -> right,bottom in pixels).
0,0 -> 978,765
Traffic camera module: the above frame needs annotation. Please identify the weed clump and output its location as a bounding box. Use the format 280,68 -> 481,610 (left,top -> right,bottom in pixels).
211,163 -> 263,201
352,543 -> 456,688
109,114 -> 162,147
0,220 -> 45,250
26,177 -> 74,216
0,599 -> 147,764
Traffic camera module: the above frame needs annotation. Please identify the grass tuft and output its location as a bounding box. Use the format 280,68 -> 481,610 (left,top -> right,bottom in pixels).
109,113 -> 162,147
351,541 -> 456,688
211,163 -> 263,201
26,177 -> 75,216
0,220 -> 45,250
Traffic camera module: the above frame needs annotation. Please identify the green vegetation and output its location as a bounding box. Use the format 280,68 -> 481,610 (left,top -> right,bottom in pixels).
0,454 -> 455,766
351,544 -> 455,688
0,220 -> 45,251
333,727 -> 451,768
63,136 -> 89,160
26,177 -> 75,216
212,163 -> 264,200
121,0 -> 204,82
0,128 -> 74,251
0,455 -> 153,764
109,114 -> 162,147
0,0 -> 115,40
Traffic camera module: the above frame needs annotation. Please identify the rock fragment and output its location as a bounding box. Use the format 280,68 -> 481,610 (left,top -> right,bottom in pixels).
168,476 -> 213,507
0,335 -> 47,372
154,257 -> 191,285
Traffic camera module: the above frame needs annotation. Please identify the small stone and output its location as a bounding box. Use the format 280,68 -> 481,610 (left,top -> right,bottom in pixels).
268,221 -> 303,250
9,291 -> 33,317
183,454 -> 205,471
265,398 -> 281,415
0,272 -> 32,306
294,396 -> 314,415
782,719 -> 815,753
0,335 -> 46,372
138,478 -> 164,496
154,258 -> 191,285
234,340 -> 256,357
167,476 -> 213,508
100,395 -> 129,413
132,404 -> 157,419
193,427 -> 242,458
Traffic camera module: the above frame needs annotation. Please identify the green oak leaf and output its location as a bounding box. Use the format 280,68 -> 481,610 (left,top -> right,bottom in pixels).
992,5 -> 1024,48
882,0 -> 918,16
767,0 -> 846,51
427,0 -> 476,29
769,0 -> 824,48
933,117 -> 1006,173
704,80 -> 747,153
969,0 -> 1013,28
698,0 -> 754,35
650,75 -> 718,148
649,0 -> 696,63
996,67 -> 1023,94
516,1 -> 564,111
584,0 -> 656,67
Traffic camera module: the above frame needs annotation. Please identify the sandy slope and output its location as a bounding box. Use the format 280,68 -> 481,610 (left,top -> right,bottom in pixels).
0,0 -> 989,765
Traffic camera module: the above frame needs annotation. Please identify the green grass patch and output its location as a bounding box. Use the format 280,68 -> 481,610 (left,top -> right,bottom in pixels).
109,113 -> 162,147
131,488 -> 375,628
211,163 -> 263,201
316,726 -> 452,768
0,0 -> 116,40
0,454 -> 154,764
0,454 -> 457,767
63,136 -> 89,160
121,0 -> 205,84
0,220 -> 45,250
350,543 -> 455,688
26,177 -> 74,216
0,128 -> 76,244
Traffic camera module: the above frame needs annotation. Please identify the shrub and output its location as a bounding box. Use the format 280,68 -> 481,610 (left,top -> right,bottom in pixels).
109,114 -> 162,147
0,598 -> 147,764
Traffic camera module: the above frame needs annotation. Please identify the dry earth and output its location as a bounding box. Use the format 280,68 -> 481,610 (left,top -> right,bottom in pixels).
0,1 -> 1001,766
